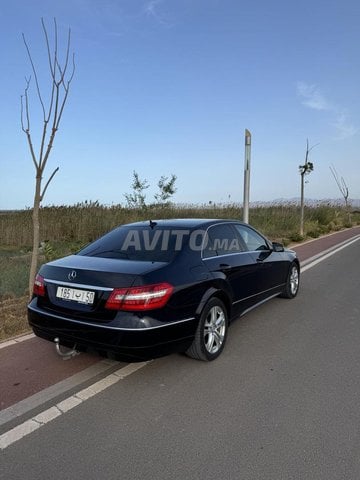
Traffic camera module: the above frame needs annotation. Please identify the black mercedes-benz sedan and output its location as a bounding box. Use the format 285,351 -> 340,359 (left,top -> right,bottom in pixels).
28,219 -> 300,362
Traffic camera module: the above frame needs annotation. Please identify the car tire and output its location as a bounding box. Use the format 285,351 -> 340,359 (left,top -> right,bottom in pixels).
279,262 -> 300,299
186,297 -> 228,361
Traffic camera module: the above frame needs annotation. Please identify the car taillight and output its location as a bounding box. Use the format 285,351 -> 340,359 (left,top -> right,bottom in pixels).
105,283 -> 173,311
33,274 -> 45,296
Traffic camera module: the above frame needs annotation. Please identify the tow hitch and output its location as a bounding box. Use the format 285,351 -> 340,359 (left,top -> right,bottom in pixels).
54,337 -> 80,360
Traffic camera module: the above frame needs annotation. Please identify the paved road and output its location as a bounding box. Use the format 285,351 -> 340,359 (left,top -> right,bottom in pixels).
1,230 -> 360,478
0,338 -> 103,410
292,226 -> 360,263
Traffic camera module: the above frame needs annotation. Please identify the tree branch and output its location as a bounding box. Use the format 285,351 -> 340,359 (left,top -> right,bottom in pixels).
40,167 -> 59,201
21,78 -> 38,170
40,22 -> 75,170
41,19 -> 56,125
22,33 -> 46,120
308,142 -> 320,154
330,165 -> 349,201
55,25 -> 71,87
25,130 -> 40,171
42,17 -> 55,78
23,77 -> 31,132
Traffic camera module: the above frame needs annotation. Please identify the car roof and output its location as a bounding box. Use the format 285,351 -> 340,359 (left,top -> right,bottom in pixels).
124,219 -> 246,229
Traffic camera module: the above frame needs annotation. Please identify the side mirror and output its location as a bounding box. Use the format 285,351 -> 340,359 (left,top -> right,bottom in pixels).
272,242 -> 284,253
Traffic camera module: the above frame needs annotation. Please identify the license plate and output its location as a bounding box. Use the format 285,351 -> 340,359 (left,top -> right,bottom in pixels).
56,286 -> 95,305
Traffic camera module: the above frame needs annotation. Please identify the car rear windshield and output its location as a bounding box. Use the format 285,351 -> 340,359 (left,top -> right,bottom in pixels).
78,225 -> 187,262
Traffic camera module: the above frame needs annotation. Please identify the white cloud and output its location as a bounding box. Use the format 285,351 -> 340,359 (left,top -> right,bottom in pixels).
332,112 -> 359,140
297,81 -> 358,140
296,82 -> 331,111
144,0 -> 168,25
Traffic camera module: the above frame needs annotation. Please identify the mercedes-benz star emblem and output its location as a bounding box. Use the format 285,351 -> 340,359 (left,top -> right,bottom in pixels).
68,270 -> 77,281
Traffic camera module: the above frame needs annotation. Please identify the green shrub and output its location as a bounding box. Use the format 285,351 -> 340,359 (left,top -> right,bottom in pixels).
307,230 -> 320,238
288,232 -> 305,243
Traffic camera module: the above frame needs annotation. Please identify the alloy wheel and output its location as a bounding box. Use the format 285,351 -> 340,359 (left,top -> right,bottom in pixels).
203,305 -> 226,354
290,265 -> 299,296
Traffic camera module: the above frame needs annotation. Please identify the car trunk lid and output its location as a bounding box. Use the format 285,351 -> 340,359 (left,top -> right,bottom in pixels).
37,255 -> 166,318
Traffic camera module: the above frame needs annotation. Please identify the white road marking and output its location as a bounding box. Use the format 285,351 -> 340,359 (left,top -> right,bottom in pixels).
0,361 -> 150,450
301,235 -> 360,273
0,333 -> 35,350
56,395 -> 83,413
74,373 -> 120,401
0,419 -> 41,448
0,358 -> 119,427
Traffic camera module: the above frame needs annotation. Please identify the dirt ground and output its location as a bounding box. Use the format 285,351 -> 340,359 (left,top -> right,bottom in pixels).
0,295 -> 30,341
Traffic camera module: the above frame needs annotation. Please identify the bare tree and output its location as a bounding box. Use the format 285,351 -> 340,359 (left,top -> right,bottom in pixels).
21,18 -> 75,297
329,164 -> 351,223
299,139 -> 318,236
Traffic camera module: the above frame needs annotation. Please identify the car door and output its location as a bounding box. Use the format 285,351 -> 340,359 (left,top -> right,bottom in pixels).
201,223 -> 261,315
233,223 -> 286,296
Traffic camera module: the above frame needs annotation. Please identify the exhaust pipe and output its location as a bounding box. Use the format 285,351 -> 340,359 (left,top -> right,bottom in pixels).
54,337 -> 80,360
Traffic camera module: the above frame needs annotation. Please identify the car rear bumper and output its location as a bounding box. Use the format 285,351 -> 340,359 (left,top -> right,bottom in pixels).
28,299 -> 197,361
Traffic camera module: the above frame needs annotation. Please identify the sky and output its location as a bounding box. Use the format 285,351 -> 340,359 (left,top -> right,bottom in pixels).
0,0 -> 359,210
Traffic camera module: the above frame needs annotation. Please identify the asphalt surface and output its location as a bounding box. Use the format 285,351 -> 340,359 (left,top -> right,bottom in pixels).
0,228 -> 360,479
292,226 -> 360,263
0,338 -> 103,410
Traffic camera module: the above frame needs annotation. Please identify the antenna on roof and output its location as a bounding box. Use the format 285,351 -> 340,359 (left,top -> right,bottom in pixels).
149,220 -> 157,229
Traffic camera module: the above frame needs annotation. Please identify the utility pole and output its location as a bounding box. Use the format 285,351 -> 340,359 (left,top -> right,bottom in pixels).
243,129 -> 251,223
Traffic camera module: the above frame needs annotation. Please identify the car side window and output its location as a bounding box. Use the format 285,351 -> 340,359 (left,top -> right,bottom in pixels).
202,224 -> 244,258
202,232 -> 215,258
233,224 -> 269,252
